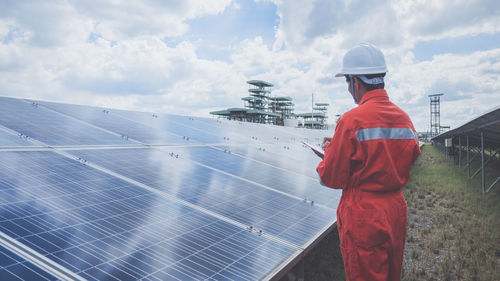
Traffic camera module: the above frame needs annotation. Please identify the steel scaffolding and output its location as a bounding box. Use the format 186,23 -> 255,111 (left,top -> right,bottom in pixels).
429,93 -> 443,137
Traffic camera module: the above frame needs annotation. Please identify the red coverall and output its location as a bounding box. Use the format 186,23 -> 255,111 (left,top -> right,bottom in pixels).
317,89 -> 421,281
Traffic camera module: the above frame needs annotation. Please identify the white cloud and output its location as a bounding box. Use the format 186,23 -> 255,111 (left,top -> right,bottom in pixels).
0,0 -> 499,134
389,49 -> 500,131
0,36 -> 248,115
270,0 -> 405,52
0,0 -> 240,115
271,0 -> 315,50
261,0 -> 500,131
0,19 -> 11,38
0,0 -> 233,46
398,0 -> 500,40
0,1 -> 92,46
271,0 -> 500,51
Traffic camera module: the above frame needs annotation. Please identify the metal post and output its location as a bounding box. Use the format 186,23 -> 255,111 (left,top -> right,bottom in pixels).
467,135 -> 470,177
311,93 -> 314,129
458,135 -> 461,167
453,137 -> 456,161
481,131 -> 485,193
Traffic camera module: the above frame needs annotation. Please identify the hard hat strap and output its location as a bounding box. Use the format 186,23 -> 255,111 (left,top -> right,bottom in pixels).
348,75 -> 358,104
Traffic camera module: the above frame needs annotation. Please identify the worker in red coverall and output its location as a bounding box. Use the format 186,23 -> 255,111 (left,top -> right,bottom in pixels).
317,43 -> 421,281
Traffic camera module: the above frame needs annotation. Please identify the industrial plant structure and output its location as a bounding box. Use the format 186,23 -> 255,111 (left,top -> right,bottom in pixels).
211,80 -> 330,129
296,102 -> 330,129
210,80 -> 294,125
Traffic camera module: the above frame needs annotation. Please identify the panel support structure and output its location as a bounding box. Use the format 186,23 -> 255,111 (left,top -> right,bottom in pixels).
467,135 -> 470,177
458,135 -> 461,167
486,176 -> 500,193
431,107 -> 500,195
481,131 -> 485,193
471,148 -> 499,179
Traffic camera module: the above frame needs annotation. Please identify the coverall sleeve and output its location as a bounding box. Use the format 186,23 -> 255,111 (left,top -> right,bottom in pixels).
316,119 -> 356,189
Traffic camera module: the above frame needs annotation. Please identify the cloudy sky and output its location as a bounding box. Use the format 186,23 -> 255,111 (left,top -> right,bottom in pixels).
1,0 -> 499,132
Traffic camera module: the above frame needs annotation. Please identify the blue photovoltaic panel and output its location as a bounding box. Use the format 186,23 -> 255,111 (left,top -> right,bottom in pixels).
158,115 -> 253,143
0,150 -> 296,280
0,97 -> 135,146
111,110 -> 227,144
217,142 -> 325,178
0,245 -> 56,281
0,96 -> 339,280
165,116 -> 299,144
68,148 -> 336,246
114,109 -> 311,145
167,145 -> 341,207
113,107 -> 330,146
0,130 -> 35,147
36,101 -> 193,145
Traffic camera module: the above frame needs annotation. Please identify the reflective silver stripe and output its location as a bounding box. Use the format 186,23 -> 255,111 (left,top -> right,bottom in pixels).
355,127 -> 417,142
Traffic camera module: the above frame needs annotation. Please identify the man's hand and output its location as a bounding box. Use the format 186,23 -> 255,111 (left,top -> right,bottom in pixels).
321,137 -> 331,150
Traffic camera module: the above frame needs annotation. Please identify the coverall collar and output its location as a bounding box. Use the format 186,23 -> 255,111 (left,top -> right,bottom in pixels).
358,89 -> 389,105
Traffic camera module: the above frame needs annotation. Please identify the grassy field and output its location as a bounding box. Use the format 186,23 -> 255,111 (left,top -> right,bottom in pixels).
402,144 -> 500,281
293,144 -> 500,281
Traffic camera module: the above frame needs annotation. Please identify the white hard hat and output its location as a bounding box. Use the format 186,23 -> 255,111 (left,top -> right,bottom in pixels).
335,43 -> 388,77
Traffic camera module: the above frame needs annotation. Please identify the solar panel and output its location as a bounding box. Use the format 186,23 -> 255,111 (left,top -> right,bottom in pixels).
113,109 -> 310,145
182,119 -> 307,145
0,98 -> 135,146
35,101 -> 195,145
164,145 -> 339,206
65,148 -> 336,246
0,150 -> 297,280
0,129 -> 35,147
0,245 -> 57,281
0,96 -> 340,280
216,142 -> 325,178
112,111 -> 229,144
112,110 -> 264,144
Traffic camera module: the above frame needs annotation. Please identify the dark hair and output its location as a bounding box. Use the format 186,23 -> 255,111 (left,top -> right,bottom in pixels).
359,73 -> 385,91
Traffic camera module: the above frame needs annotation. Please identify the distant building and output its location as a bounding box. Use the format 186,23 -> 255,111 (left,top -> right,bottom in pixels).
269,96 -> 295,125
296,102 -> 329,129
210,80 -> 330,129
210,80 -> 294,126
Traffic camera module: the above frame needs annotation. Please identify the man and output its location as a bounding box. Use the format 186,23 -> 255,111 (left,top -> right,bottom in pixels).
317,43 -> 421,281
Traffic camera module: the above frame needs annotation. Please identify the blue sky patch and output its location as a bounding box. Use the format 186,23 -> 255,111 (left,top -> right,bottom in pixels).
185,0 -> 278,61
413,32 -> 500,61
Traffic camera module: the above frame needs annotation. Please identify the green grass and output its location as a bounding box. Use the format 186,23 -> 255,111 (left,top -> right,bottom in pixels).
402,144 -> 500,281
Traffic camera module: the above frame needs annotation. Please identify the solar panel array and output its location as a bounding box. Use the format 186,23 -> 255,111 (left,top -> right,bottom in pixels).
0,96 -> 340,280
